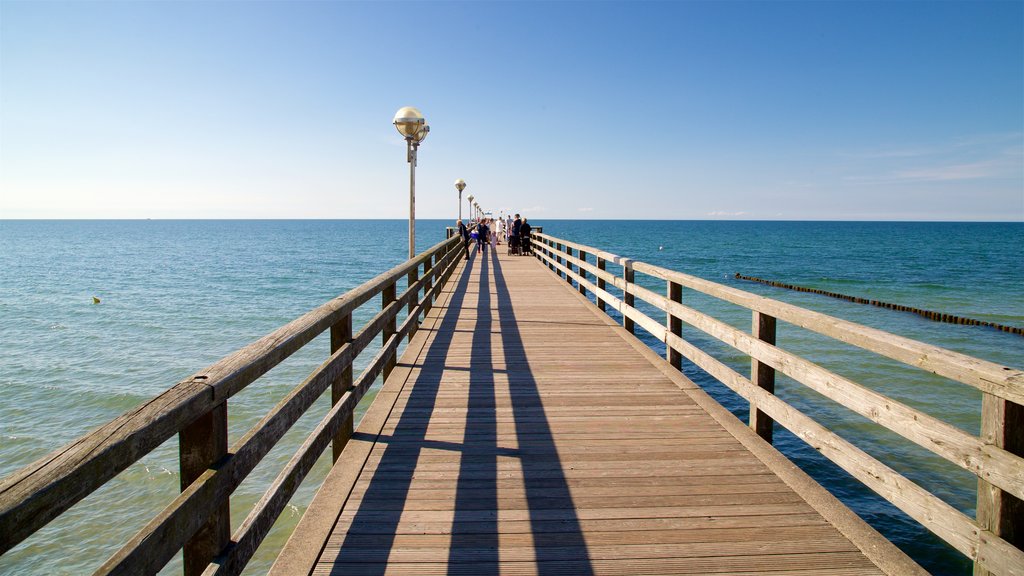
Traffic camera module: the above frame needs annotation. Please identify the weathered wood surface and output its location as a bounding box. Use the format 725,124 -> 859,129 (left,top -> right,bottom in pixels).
531,233 -> 1024,575
532,233 -> 1024,405
276,247 -> 919,575
96,244 -> 464,575
534,234 -> 1024,503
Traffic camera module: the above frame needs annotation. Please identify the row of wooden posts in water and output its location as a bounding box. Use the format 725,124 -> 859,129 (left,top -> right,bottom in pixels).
734,273 -> 1024,336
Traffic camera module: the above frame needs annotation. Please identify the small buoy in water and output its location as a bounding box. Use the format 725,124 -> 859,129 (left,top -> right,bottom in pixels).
92,296 -> 101,304
658,246 -> 664,250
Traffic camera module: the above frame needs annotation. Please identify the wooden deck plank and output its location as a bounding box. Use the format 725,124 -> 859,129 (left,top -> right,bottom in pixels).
276,248 -> 919,576
312,552 -> 881,575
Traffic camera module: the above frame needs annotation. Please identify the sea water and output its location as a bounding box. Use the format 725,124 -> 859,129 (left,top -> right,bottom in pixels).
0,220 -> 1021,575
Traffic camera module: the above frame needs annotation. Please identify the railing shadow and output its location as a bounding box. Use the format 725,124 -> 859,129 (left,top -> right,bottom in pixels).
327,250 -> 479,573
327,245 -> 592,574
477,247 -> 594,574
447,244 -> 499,570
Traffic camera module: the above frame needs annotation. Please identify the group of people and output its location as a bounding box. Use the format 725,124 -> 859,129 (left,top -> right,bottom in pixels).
456,213 -> 533,258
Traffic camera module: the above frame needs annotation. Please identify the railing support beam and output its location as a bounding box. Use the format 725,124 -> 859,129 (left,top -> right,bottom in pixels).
975,395 -> 1023,575
565,247 -> 574,286
383,282 -> 397,380
556,243 -> 564,278
407,267 -> 419,341
597,257 -> 606,311
749,311 -> 777,443
179,403 -> 229,576
330,314 -> 354,462
423,254 -> 435,316
578,251 -> 588,295
668,281 -> 682,369
623,263 -> 635,333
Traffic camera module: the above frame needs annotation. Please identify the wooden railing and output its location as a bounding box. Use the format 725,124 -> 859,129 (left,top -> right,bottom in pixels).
0,233 -> 466,576
531,231 -> 1024,576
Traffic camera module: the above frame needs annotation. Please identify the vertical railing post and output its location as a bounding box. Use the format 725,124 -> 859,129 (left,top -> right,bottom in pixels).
330,314 -> 353,461
975,395 -> 1023,576
179,403 -> 229,576
749,311 -> 777,443
667,281 -> 682,369
565,247 -> 574,286
406,263 -> 419,342
623,261 -> 634,333
556,243 -> 564,278
578,250 -> 588,295
547,239 -> 555,272
423,252 -> 435,316
597,257 -> 606,312
383,282 -> 397,380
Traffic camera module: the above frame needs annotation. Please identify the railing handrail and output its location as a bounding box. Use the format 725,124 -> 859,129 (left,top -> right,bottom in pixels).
532,232 -> 1023,402
531,230 -> 1024,576
0,232 -> 465,575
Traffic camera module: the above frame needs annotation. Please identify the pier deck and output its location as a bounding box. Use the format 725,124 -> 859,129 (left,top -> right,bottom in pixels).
273,247 -> 915,575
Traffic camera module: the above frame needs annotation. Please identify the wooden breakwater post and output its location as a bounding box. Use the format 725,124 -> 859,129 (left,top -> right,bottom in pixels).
734,274 -> 1024,336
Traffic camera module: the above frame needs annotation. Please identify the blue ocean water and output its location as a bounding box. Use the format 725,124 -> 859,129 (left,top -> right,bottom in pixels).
0,219 -> 1021,575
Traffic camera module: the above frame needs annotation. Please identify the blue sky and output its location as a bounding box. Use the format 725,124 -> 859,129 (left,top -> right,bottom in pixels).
1,1 -> 1021,220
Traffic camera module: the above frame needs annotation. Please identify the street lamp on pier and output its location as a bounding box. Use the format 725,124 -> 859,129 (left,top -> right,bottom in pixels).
393,106 -> 429,259
455,179 -> 466,221
467,195 -> 475,222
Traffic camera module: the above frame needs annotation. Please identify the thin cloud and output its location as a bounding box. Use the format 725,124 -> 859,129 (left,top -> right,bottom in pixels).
893,159 -> 1011,182
841,133 -> 1023,184
707,210 -> 748,217
842,132 -> 1022,160
578,207 -> 594,212
840,146 -> 938,159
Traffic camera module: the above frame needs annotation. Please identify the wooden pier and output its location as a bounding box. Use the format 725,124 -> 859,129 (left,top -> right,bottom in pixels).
1,229 -> 1021,576
272,247 -> 918,575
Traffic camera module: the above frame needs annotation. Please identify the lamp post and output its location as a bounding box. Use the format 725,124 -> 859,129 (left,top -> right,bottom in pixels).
467,195 -> 475,222
393,106 -> 430,259
455,179 -> 466,221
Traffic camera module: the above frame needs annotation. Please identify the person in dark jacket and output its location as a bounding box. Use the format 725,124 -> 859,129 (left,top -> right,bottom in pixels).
520,218 -> 532,255
457,219 -> 470,259
477,219 -> 488,254
512,214 -> 522,255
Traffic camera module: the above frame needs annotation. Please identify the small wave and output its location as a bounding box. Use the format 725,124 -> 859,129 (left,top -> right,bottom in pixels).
49,323 -> 68,330
144,464 -> 175,480
817,277 -> 868,285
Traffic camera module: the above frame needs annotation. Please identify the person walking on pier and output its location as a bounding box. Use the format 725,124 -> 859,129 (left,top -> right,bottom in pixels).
457,219 -> 470,259
490,219 -> 498,251
477,219 -> 488,254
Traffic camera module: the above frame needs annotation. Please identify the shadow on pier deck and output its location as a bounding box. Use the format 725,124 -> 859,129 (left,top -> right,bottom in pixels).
272,248 -> 918,575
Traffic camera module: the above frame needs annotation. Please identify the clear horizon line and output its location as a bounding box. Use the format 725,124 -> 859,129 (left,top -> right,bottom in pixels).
2,217 -> 1022,223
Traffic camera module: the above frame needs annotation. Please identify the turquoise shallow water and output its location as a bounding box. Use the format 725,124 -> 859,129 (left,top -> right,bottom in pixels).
0,219 -> 1021,575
